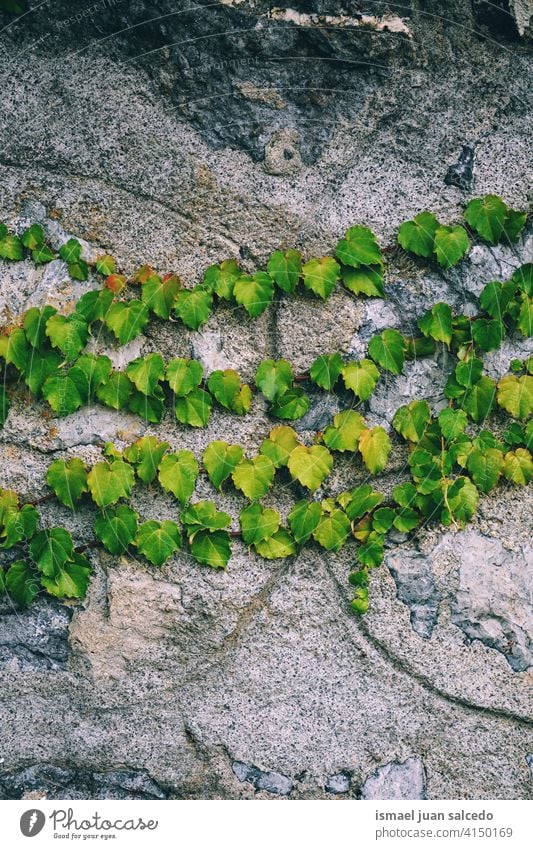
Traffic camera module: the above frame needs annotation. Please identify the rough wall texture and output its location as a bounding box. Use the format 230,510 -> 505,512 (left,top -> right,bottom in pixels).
0,0 -> 532,800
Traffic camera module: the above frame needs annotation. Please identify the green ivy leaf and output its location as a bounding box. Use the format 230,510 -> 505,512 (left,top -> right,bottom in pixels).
190,530 -> 231,568
342,484 -> 384,520
123,436 -> 169,484
105,300 -> 150,344
181,501 -> 231,537
341,359 -> 381,400
254,529 -> 296,560
310,353 -> 343,391
76,288 -> 114,324
158,451 -> 199,505
269,387 -> 309,420
287,499 -> 322,545
358,427 -> 391,473
341,265 -> 384,297
455,357 -> 484,388
472,318 -> 504,352
260,426 -> 299,468
42,373 -> 84,416
0,328 -> 28,371
45,313 -> 89,360
393,507 -> 420,533
22,349 -> 62,395
287,444 -> 333,492
392,400 -> 431,442
96,372 -> 134,410
59,238 -> 82,263
447,477 -> 479,526
174,388 -> 212,427
40,552 -> 92,599
0,234 -> 23,260
46,458 -> 88,509
94,505 -> 138,554
207,369 -> 252,415
368,329 -> 405,374
135,519 -> 181,566
233,272 -> 274,317
357,532 -> 384,568
418,302 -> 453,346
496,374 -> 532,420
517,294 -> 532,338
301,256 -> 340,299
126,353 -> 165,395
397,211 -> 439,258
255,359 -> 293,401
5,561 -> 40,607
323,410 -> 366,452
95,255 -> 116,276
203,259 -> 241,300
503,209 -> 527,242
31,244 -> 55,264
174,286 -> 213,329
466,448 -> 504,493
512,264 -> 532,297
313,508 -> 351,552
503,448 -> 532,486
68,354 -> 112,402
129,387 -> 165,423
0,386 -> 8,428
166,358 -> 203,397
372,506 -> 395,534
68,260 -> 89,281
464,195 -> 508,244
240,503 -> 280,545
438,407 -> 467,440
267,249 -> 302,293
336,225 -> 383,268
0,504 -> 39,549
203,441 -> 244,489
87,460 -> 135,508
29,527 -> 74,576
141,273 -> 181,319
479,280 -> 515,319
23,305 -> 58,348
463,375 -> 496,423
232,455 -> 275,501
433,225 -> 469,268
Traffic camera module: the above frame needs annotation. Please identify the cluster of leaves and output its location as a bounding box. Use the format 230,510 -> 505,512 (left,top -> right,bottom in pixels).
0,489 -> 92,607
398,195 -> 527,268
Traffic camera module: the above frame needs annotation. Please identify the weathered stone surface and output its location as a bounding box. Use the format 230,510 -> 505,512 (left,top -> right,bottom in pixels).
361,756 -> 426,800
0,0 -> 532,802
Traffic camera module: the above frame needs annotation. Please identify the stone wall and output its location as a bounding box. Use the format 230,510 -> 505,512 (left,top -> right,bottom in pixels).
0,1 -> 531,799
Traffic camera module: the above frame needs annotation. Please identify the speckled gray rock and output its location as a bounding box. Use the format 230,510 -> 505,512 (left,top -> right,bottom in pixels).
386,550 -> 442,639
232,762 -> 292,796
325,772 -> 351,794
450,532 -> 533,672
361,756 -> 426,800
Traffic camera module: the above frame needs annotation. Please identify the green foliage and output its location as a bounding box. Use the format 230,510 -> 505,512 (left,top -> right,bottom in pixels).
287,445 -> 333,492
323,410 -> 366,452
288,500 -> 322,545
106,300 -> 149,344
158,451 -> 199,505
166,357 -> 203,396
368,329 -> 405,374
270,387 -> 309,420
124,436 -> 169,484
135,519 -> 181,566
87,461 -> 135,508
204,258 -> 241,300
141,273 -> 181,319
267,249 -> 302,294
174,286 -> 213,329
260,426 -> 299,468
45,313 -> 89,360
336,225 -> 383,268
341,265 -> 384,298
341,359 -> 380,400
240,503 -> 280,545
95,505 -> 138,554
46,458 -> 88,508
232,455 -> 275,500
301,256 -> 340,299
207,369 -> 252,415
175,388 -> 212,427
397,211 -> 439,258
464,195 -> 526,245
126,353 -> 165,395
233,273 -> 274,316
497,374 -> 532,420
203,441 -> 244,489
358,427 -> 391,473
310,353 -> 343,391
418,303 -> 453,347
255,358 -> 293,401
433,225 -> 469,269
393,400 -> 431,443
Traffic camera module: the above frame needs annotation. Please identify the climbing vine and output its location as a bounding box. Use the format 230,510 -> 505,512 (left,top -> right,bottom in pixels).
0,195 -> 531,614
